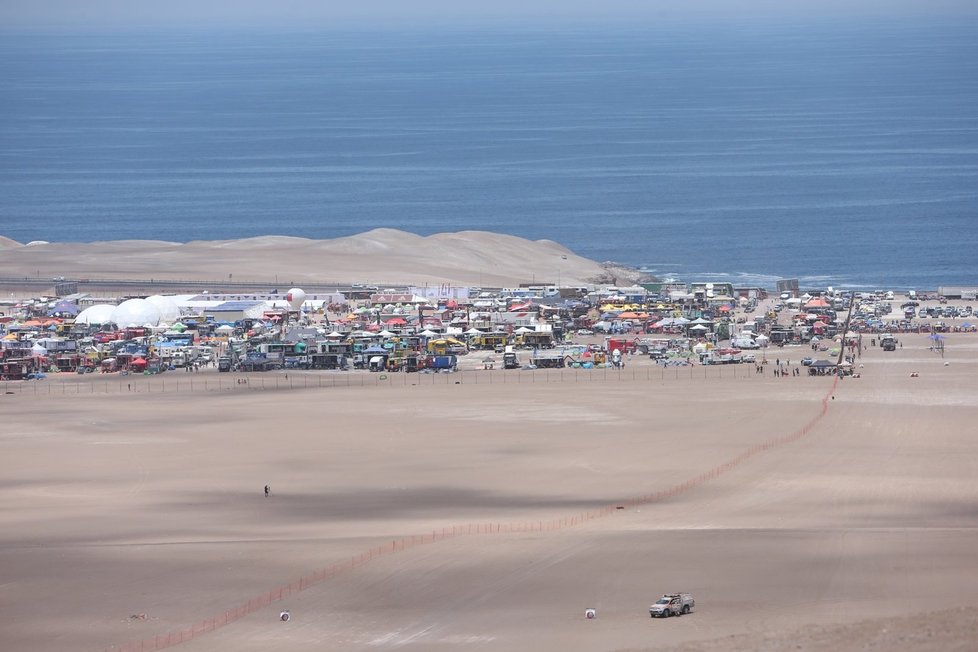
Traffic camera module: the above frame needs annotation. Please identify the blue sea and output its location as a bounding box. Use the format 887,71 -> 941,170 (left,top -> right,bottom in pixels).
1,21 -> 977,289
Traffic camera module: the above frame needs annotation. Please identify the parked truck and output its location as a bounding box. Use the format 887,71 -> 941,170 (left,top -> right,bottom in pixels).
649,593 -> 695,618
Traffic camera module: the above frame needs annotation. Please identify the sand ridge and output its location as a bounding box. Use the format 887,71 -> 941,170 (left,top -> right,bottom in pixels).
0,229 -> 630,287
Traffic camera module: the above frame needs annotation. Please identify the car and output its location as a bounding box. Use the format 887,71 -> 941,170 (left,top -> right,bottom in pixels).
649,593 -> 695,618
801,357 -> 814,366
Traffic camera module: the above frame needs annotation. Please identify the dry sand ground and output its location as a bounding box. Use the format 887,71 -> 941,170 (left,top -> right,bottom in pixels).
2,332 -> 978,651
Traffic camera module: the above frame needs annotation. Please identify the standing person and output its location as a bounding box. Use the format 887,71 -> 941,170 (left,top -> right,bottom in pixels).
264,484 -> 270,498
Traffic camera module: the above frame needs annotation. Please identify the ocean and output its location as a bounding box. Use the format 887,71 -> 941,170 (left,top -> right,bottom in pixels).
1,21 -> 977,290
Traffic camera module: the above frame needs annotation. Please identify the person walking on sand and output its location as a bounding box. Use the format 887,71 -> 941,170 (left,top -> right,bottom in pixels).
264,485 -> 270,498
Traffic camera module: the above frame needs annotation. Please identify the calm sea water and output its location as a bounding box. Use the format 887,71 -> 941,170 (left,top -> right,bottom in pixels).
1,22 -> 977,289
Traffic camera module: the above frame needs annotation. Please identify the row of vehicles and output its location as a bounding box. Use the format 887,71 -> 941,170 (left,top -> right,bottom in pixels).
912,305 -> 972,319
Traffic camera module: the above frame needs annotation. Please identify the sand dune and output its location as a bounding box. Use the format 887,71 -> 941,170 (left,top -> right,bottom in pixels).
0,229 -> 634,287
0,235 -> 23,250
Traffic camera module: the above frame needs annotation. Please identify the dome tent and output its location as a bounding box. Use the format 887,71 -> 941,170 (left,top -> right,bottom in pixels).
75,304 -> 117,325
145,295 -> 181,323
110,299 -> 162,328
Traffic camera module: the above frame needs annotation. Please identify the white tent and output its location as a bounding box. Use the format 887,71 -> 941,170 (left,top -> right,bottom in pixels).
145,295 -> 181,323
110,299 -> 162,328
75,304 -> 116,325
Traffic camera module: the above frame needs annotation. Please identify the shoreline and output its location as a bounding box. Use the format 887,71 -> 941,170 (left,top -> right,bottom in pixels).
2,231 -> 973,295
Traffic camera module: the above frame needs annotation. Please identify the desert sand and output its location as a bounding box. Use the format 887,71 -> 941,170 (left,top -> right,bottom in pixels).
2,330 -> 978,651
0,230 -> 640,288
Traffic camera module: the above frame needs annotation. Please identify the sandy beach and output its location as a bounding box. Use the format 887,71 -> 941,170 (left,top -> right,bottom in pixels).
3,317 -> 978,651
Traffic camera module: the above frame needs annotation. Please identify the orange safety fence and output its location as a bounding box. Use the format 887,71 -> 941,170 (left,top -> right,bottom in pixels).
105,376 -> 839,652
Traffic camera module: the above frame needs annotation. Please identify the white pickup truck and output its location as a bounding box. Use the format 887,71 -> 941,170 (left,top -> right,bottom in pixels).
649,592 -> 695,618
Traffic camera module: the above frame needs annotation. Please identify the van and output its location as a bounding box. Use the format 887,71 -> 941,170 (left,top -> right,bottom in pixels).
733,338 -> 759,349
